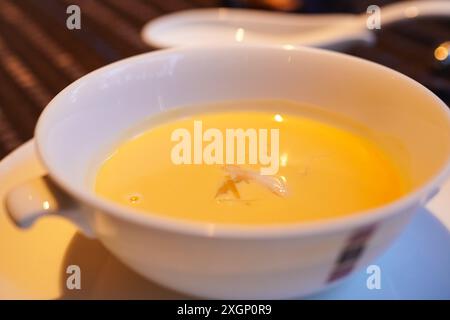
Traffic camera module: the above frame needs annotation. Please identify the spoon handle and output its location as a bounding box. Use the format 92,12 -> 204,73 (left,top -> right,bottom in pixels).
370,0 -> 450,26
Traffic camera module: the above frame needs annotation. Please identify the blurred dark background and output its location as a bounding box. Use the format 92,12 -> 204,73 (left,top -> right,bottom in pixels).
0,0 -> 449,158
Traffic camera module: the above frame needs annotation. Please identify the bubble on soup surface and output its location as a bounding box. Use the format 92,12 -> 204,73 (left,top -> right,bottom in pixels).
127,193 -> 142,204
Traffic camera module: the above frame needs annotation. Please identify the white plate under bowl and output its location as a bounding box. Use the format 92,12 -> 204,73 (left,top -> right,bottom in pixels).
1,140 -> 450,299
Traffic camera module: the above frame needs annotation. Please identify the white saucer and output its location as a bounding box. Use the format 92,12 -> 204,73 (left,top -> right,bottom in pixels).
1,140 -> 450,299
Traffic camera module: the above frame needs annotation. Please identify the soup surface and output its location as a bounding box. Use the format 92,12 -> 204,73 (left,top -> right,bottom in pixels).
94,100 -> 409,225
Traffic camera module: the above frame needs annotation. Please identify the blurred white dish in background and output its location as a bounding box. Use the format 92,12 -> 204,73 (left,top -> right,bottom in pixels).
141,1 -> 450,50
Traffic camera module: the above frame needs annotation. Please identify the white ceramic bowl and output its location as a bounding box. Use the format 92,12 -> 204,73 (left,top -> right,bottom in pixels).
5,46 -> 450,299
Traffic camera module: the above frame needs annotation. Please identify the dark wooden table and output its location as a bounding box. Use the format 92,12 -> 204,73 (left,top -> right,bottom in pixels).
0,0 -> 449,159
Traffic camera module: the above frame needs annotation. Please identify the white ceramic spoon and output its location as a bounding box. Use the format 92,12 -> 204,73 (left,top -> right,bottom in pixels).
141,0 -> 450,50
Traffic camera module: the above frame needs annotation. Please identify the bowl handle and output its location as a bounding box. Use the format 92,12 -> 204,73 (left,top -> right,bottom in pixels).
5,173 -> 95,238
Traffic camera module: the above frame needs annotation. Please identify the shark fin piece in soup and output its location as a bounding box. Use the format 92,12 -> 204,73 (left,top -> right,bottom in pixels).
94,100 -> 410,225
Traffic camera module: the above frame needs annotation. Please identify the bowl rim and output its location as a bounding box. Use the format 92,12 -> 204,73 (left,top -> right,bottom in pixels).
35,44 -> 450,239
